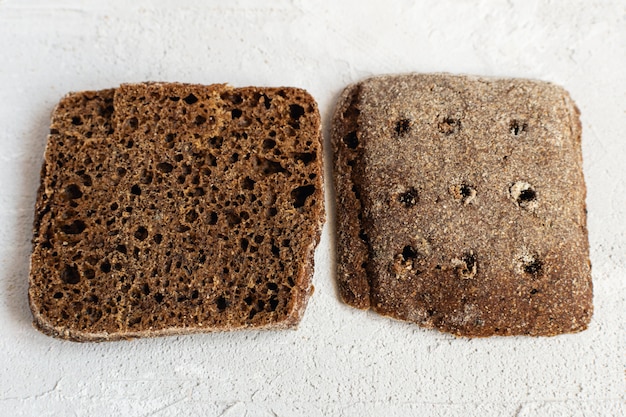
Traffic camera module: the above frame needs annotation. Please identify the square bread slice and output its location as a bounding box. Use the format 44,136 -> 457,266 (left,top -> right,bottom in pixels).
29,83 -> 324,341
332,73 -> 592,337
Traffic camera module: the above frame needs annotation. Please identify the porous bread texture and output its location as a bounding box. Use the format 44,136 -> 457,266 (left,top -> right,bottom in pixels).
29,83 -> 324,341
332,73 -> 592,337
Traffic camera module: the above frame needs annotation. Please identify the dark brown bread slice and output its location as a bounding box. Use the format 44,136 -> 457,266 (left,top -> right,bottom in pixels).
29,83 -> 324,341
332,73 -> 592,337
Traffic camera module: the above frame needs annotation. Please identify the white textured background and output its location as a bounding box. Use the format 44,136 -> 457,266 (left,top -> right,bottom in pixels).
1,0 -> 625,416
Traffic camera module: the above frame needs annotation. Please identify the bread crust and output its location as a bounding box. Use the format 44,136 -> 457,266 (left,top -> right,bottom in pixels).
332,73 -> 592,337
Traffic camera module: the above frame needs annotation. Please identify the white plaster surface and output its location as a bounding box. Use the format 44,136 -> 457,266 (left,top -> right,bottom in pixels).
1,0 -> 625,415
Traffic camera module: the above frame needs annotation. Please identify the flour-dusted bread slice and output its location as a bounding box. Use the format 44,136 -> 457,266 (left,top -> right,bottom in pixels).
332,73 -> 592,337
29,83 -> 324,341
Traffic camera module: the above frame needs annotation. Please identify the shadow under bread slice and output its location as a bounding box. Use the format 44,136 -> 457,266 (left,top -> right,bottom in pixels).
332,73 -> 592,337
29,83 -> 324,341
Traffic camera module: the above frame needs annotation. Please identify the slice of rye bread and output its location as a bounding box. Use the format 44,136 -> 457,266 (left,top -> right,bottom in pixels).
332,73 -> 592,337
29,82 -> 324,341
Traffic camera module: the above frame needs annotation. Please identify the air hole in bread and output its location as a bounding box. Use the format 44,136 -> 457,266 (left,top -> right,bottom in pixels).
115,244 -> 127,254
204,154 -> 216,167
130,184 -> 141,196
460,184 -> 473,199
291,184 -> 315,208
226,211 -> 241,226
128,117 -> 138,129
100,260 -> 111,273
289,104 -> 305,120
183,94 -> 198,105
53,292 -> 63,299
519,189 -> 536,202
452,252 -> 477,279
285,126 -> 296,137
402,245 -> 418,261
134,226 -> 148,241
395,118 -> 411,137
450,183 -> 476,205
185,210 -> 198,223
221,92 -> 243,104
71,116 -> 83,126
156,162 -> 174,173
242,177 -> 255,190
398,187 -> 418,207
176,224 -> 191,233
138,170 -> 152,184
262,95 -> 272,109
153,293 -> 164,304
509,119 -> 527,135
519,253 -> 543,276
194,115 -> 207,125
64,184 -> 83,200
510,181 -> 537,210
153,233 -> 163,244
188,187 -> 205,197
438,117 -> 460,135
61,265 -> 80,284
181,164 -> 192,176
83,268 -> 95,279
80,173 -> 92,187
295,152 -> 315,165
256,157 -> 287,175
216,296 -> 229,311
208,136 -> 222,149
343,131 -> 359,149
358,229 -> 369,244
61,220 -> 86,235
262,139 -> 276,149
231,109 -> 242,119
